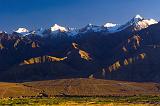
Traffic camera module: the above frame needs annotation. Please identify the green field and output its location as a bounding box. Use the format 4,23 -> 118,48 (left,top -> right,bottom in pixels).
1,96 -> 160,106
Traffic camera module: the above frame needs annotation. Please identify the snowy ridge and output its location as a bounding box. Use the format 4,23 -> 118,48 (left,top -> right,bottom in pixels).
1,15 -> 158,36
104,15 -> 158,33
135,14 -> 143,19
104,23 -> 117,28
15,28 -> 29,33
104,23 -> 120,33
15,28 -> 29,36
134,19 -> 158,30
117,14 -> 158,31
79,24 -> 104,33
50,24 -> 68,32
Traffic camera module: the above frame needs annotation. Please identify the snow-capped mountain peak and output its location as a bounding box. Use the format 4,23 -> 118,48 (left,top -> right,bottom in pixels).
2,14 -> 158,37
103,23 -> 120,33
50,24 -> 68,32
79,24 -> 104,33
131,14 -> 144,24
104,23 -> 117,28
15,28 -> 29,33
117,15 -> 158,31
102,15 -> 158,33
15,28 -> 29,36
132,15 -> 158,30
134,18 -> 158,31
134,14 -> 143,20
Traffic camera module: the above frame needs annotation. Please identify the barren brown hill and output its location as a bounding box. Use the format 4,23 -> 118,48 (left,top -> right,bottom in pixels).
0,82 -> 40,98
1,78 -> 160,98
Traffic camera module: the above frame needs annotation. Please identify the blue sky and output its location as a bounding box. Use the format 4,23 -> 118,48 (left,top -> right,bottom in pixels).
0,0 -> 160,31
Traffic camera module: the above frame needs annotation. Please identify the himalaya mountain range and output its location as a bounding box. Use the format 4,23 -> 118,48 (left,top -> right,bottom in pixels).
1,15 -> 160,82
1,15 -> 158,36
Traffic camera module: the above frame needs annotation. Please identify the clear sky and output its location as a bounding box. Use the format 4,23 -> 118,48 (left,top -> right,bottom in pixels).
0,0 -> 160,31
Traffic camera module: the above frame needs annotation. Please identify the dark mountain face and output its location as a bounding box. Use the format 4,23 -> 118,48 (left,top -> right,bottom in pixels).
0,20 -> 160,82
101,23 -> 160,82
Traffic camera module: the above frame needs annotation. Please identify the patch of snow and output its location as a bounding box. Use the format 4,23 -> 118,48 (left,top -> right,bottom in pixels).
50,24 -> 68,32
107,25 -> 121,33
15,28 -> 29,36
15,28 -> 29,33
104,23 -> 117,28
135,19 -> 158,30
135,14 -> 143,20
104,23 -> 120,33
